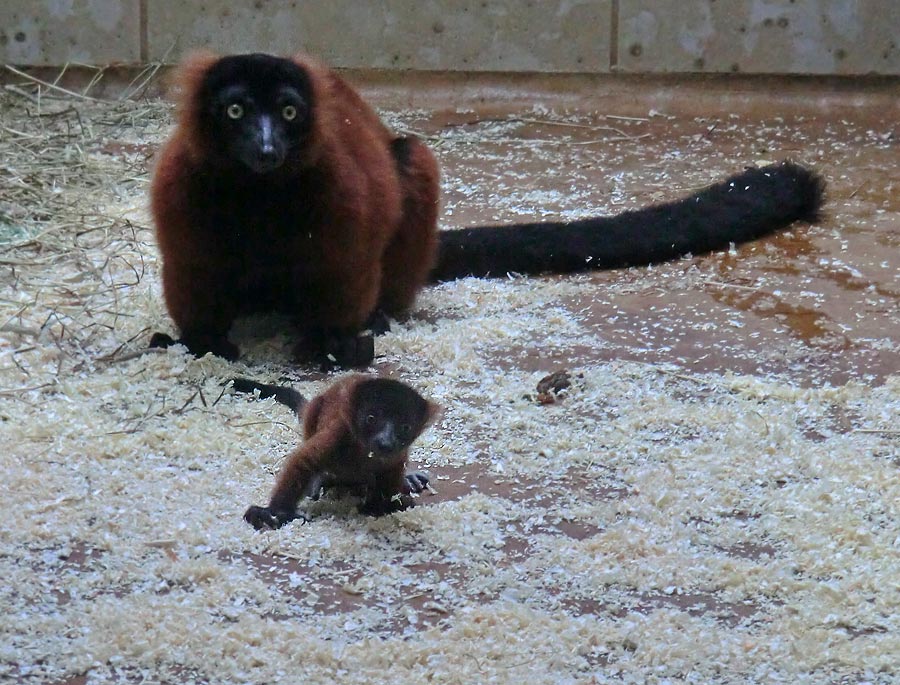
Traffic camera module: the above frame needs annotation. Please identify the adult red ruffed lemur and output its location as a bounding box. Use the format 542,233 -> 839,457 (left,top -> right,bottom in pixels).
150,52 -> 825,366
234,375 -> 438,529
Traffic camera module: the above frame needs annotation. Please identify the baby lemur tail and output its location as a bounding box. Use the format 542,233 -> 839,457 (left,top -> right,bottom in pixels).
230,378 -> 306,414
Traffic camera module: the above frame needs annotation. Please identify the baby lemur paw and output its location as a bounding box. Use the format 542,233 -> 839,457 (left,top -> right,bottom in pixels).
359,492 -> 415,517
404,472 -> 430,494
243,505 -> 305,530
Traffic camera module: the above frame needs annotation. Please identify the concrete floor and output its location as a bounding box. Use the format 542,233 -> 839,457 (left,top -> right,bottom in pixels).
2,72 -> 898,683
240,74 -> 900,634
376,75 -> 899,387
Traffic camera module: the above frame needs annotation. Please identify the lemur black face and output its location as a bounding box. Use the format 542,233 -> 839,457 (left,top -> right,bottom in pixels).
353,379 -> 432,459
199,54 -> 313,173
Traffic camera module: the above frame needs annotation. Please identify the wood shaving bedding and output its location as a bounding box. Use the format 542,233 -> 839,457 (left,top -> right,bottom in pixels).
1,85 -> 898,683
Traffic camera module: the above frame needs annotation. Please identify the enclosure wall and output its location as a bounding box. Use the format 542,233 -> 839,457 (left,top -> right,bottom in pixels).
1,0 -> 898,75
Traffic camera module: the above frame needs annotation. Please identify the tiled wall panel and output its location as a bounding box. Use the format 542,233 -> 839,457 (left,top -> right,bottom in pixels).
0,0 -> 141,66
618,0 -> 900,75
146,1 -> 612,73
1,1 -> 897,75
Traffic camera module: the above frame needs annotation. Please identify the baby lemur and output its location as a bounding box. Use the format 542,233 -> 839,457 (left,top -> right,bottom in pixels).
236,375 -> 439,530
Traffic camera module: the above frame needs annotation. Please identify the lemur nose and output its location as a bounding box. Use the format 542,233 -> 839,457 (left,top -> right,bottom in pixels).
374,435 -> 396,452
259,145 -> 278,163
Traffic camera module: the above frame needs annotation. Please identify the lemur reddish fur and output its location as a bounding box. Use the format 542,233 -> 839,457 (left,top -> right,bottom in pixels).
151,52 -> 439,361
240,374 -> 439,529
151,52 -> 823,364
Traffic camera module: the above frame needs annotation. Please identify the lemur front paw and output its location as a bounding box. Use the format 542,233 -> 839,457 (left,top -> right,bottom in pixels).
243,505 -> 306,530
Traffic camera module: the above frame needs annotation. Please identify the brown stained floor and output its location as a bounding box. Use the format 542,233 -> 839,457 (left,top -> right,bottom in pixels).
412,102 -> 898,387
236,79 -> 897,641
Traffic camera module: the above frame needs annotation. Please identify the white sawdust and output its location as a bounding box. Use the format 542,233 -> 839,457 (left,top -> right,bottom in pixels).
0,91 -> 898,685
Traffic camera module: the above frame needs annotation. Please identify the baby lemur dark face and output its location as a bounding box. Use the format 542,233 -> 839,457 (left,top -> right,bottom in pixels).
352,379 -> 433,461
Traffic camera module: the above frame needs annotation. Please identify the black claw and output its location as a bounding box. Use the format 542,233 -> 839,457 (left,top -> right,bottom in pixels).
359,492 -> 414,516
290,512 -> 309,526
321,331 -> 375,369
244,505 -> 277,530
148,332 -> 177,349
184,335 -> 239,361
295,329 -> 375,369
405,472 -> 430,493
149,331 -> 239,361
366,309 -> 392,336
244,505 -> 304,530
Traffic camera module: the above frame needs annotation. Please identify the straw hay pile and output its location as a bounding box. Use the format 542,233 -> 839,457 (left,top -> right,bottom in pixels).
0,71 -> 898,684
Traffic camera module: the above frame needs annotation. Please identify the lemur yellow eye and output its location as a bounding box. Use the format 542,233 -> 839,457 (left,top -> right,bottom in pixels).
226,103 -> 244,120
282,104 -> 298,121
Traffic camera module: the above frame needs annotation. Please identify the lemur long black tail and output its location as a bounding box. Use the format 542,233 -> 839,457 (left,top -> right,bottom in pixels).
231,378 -> 306,415
430,161 -> 824,282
